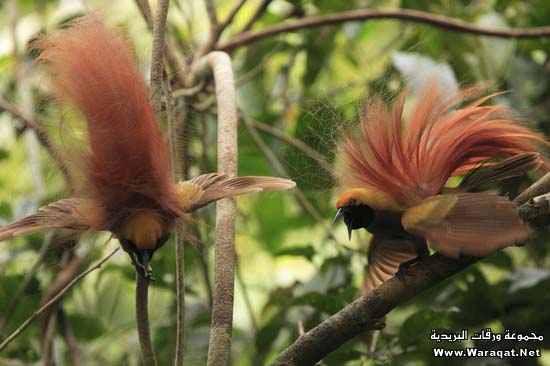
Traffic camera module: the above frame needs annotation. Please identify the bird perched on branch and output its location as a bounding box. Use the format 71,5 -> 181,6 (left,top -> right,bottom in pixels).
0,16 -> 295,278
333,84 -> 547,292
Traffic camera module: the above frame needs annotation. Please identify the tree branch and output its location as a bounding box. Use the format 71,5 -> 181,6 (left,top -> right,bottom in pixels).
136,274 -> 158,366
190,51 -> 238,366
267,174 -> 550,366
240,0 -> 271,33
0,248 -> 119,352
218,8 -> 550,51
149,0 -> 170,116
0,98 -> 73,189
198,0 -> 247,57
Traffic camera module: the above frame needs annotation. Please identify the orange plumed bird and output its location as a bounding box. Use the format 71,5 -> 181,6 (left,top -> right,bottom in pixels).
0,17 -> 295,278
333,85 -> 547,292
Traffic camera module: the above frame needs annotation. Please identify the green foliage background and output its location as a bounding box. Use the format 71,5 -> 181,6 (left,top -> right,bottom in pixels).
1,0 -> 550,365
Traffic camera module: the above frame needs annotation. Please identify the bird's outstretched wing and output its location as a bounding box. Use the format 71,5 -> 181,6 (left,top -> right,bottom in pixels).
363,236 -> 426,293
402,193 -> 531,258
0,198 -> 91,242
175,173 -> 296,212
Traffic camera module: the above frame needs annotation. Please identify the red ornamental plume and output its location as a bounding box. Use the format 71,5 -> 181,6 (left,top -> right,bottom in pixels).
340,85 -> 548,206
34,17 -> 178,230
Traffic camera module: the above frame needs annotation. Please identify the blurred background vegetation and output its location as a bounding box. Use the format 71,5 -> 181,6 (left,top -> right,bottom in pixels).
1,0 -> 550,365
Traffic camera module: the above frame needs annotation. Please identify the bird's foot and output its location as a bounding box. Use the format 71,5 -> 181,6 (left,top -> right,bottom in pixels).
395,257 -> 421,280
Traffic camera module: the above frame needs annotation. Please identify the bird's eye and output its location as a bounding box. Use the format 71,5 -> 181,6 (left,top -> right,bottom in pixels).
348,198 -> 356,205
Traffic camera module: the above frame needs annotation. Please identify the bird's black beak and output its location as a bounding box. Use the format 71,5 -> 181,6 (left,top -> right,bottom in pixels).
333,208 -> 344,225
333,207 -> 353,241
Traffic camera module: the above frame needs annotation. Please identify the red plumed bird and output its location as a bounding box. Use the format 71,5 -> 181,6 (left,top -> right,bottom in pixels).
333,85 -> 547,292
0,17 -> 295,278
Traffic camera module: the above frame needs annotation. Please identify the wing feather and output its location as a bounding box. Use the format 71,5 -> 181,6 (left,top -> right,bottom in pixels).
0,198 -> 91,242
363,237 -> 423,293
175,173 -> 295,212
402,193 -> 531,257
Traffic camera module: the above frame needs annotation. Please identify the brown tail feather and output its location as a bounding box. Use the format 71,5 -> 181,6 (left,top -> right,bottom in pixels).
459,153 -> 542,191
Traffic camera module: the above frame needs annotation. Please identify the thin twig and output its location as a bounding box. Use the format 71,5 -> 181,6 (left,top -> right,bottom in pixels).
198,0 -> 247,57
240,0 -> 271,33
191,51 -> 238,366
135,0 -> 189,87
0,233 -> 54,337
204,0 -> 218,26
0,248 -> 119,352
242,116 -> 338,242
164,70 -> 186,366
251,119 -> 332,174
136,274 -> 158,366
0,98 -> 73,189
218,8 -> 550,51
57,307 -> 82,366
267,177 -> 549,365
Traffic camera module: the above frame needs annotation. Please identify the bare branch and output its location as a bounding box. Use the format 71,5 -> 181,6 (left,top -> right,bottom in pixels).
136,274 -> 158,366
514,172 -> 550,205
191,51 -> 238,366
56,307 -> 82,366
204,0 -> 219,26
240,0 -> 271,33
218,8 -> 550,51
0,248 -> 119,352
0,98 -> 73,189
267,176 -> 550,365
149,0 -> 170,116
164,73 -> 186,366
198,0 -> 247,57
268,254 -> 476,366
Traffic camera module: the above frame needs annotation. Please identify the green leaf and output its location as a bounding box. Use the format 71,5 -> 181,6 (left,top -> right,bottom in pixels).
274,245 -> 315,260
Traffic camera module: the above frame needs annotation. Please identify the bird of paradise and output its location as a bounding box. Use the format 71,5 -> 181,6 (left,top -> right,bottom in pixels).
333,84 -> 547,291
0,16 -> 295,278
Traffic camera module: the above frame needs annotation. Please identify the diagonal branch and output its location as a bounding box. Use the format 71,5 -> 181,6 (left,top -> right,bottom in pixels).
267,174 -> 550,366
218,8 -> 550,52
240,0 -> 271,33
0,98 -> 73,189
0,248 -> 119,352
197,0 -> 247,57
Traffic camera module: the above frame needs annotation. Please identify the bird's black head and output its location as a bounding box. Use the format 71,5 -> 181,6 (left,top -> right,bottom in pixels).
119,234 -> 170,280
333,204 -> 375,240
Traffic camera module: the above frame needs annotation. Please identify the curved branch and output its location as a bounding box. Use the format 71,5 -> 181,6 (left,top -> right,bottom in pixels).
191,51 -> 238,366
218,8 -> 550,51
0,248 -> 119,352
267,175 -> 550,366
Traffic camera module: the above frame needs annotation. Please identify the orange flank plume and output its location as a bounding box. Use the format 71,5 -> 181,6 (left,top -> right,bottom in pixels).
34,17 -> 178,231
339,85 -> 548,206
